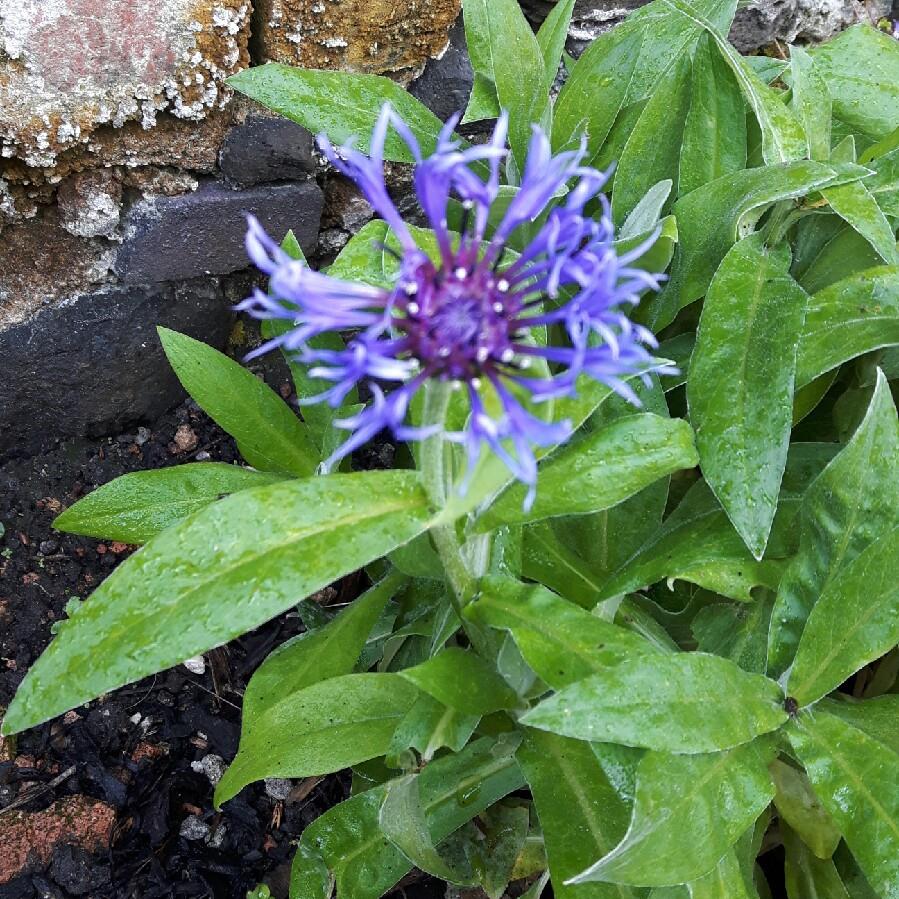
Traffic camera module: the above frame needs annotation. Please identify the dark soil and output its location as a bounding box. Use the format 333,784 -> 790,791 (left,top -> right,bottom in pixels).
0,389 -> 428,899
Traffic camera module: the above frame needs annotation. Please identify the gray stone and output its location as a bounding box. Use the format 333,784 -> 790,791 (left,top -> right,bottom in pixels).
190,754 -> 226,786
220,115 -> 317,187
179,815 -> 210,841
409,18 -> 474,122
264,777 -> 293,801
520,0 -> 891,52
0,278 -> 233,463
116,179 -> 323,284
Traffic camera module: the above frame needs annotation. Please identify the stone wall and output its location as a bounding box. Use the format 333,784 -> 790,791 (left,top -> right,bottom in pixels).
0,0 -> 892,460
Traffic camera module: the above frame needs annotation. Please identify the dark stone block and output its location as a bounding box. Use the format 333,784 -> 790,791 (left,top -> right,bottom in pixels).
409,19 -> 474,122
220,115 -> 317,187
0,279 -> 233,462
116,179 -> 323,284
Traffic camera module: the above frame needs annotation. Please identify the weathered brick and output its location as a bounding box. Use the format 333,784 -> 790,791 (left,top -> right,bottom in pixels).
0,279 -> 234,462
219,114 -> 317,186
0,0 -> 251,167
116,179 -> 323,283
256,0 -> 461,74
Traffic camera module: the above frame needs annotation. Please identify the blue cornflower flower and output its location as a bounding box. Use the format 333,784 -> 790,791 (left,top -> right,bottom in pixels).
239,104 -> 672,500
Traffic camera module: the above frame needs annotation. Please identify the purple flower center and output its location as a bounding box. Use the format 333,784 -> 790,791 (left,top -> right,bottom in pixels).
398,257 -> 518,381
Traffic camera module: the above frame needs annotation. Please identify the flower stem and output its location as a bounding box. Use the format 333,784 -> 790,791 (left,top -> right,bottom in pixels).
420,381 -> 489,653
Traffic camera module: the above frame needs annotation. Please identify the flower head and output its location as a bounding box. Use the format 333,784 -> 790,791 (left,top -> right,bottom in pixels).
239,105 -> 672,503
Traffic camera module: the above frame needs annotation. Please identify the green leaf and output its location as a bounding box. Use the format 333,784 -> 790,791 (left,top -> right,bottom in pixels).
218,572 -> 405,805
379,774 -> 472,884
788,709 -> 899,899
522,652 -> 786,753
782,824 -> 851,899
821,694 -> 899,756
770,759 -> 841,860
536,0 -> 576,92
620,180 -> 673,240
399,647 -> 521,716
595,479 -> 797,604
157,327 -> 318,478
767,372 -> 899,678
477,414 -> 698,531
788,45 -> 832,162
797,223 -> 883,296
678,32 -> 747,197
326,219 -> 392,287
466,577 -> 654,691
460,0 -> 547,171
663,0 -> 806,165
795,266 -> 899,389
552,27 -> 644,160
2,471 -> 433,735
215,672 -> 419,804
570,738 -> 776,887
52,464 -> 286,544
518,730 -> 638,899
864,146 -> 899,217
469,803 -> 531,899
689,824 -> 764,899
228,64 -> 445,163
810,25 -> 899,142
387,693 -> 480,762
823,180 -> 899,265
288,736 -> 524,899
692,595 -> 775,675
787,525 -> 899,707
688,234 -> 808,558
612,54 -> 692,224
642,161 -> 868,332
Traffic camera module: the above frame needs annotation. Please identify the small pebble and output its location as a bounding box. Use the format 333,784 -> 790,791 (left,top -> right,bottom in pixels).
264,778 -> 292,801
39,539 -> 58,555
183,655 -> 206,675
191,753 -> 226,786
206,821 -> 227,849
135,426 -> 152,446
180,815 -> 210,841
195,450 -> 212,461
170,424 -> 199,454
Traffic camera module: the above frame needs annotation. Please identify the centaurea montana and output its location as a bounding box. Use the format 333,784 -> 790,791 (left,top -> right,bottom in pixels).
239,105 -> 673,505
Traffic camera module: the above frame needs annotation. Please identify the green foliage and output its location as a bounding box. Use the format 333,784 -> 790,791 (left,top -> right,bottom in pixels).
8,2 -> 899,898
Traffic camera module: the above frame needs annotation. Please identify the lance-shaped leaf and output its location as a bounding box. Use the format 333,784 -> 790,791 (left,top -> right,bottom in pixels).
865,146 -> 899,217
289,736 -> 524,899
782,824 -> 851,899
466,577 -> 654,691
215,673 -> 419,805
228,65 -> 445,163
2,471 -> 434,735
388,694 -> 480,762
788,709 -> 899,899
52,464 -> 286,544
217,572 -> 406,805
795,266 -> 899,390
662,0 -> 806,165
823,180 -> 899,266
158,327 -> 319,478
679,32 -> 747,196
522,653 -> 787,754
767,372 -> 899,679
399,647 -> 521,716
477,414 -> 698,531
688,824 -> 763,899
535,0 -> 576,92
570,738 -> 776,887
692,595 -> 775,675
820,694 -> 899,756
810,25 -> 899,142
788,45 -> 832,162
612,54 -> 692,224
689,234 -> 807,559
641,161 -> 868,331
518,730 -> 638,899
770,759 -> 841,860
787,526 -> 899,707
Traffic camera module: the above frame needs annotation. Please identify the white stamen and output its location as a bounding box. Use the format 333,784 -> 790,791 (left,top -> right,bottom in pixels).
492,302 -> 504,313
404,282 -> 418,295
519,358 -> 532,369
497,279 -> 510,292
471,378 -> 482,389
454,267 -> 467,279
462,199 -> 474,210
438,347 -> 451,358
476,347 -> 489,363
452,380 -> 463,390
406,302 -> 420,314
500,348 -> 515,363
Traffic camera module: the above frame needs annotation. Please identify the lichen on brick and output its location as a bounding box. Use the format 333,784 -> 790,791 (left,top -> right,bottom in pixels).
0,0 -> 250,167
256,0 -> 461,74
